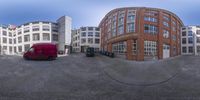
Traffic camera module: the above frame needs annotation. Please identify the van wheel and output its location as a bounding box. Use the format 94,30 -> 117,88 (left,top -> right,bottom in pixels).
24,56 -> 29,60
48,57 -> 54,61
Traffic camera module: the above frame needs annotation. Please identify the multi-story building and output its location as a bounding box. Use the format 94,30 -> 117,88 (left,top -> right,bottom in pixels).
0,16 -> 72,55
181,26 -> 200,55
72,27 -> 101,53
99,7 -> 184,61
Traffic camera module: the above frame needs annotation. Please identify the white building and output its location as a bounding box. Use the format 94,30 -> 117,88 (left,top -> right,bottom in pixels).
181,26 -> 200,55
72,27 -> 101,53
0,16 -> 72,55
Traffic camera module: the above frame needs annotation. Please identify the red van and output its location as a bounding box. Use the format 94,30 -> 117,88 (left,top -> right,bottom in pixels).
23,43 -> 58,60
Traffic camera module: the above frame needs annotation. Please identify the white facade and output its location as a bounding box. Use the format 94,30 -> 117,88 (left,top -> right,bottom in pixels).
0,16 -> 72,55
57,16 -> 72,53
181,26 -> 200,55
72,27 -> 101,53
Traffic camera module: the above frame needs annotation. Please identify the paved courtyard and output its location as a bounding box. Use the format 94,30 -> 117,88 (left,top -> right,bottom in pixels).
0,54 -> 200,100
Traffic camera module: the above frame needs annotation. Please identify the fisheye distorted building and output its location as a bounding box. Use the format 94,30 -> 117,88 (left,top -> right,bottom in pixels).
99,7 -> 184,61
0,16 -> 72,55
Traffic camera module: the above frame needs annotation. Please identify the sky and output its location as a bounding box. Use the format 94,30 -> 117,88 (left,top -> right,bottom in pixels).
0,0 -> 200,28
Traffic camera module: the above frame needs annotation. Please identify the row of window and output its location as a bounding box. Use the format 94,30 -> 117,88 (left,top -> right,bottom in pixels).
2,45 -> 31,53
182,31 -> 193,37
112,41 -> 127,54
81,32 -> 100,37
2,33 -> 58,44
81,27 -> 100,31
182,37 -> 193,44
182,46 -> 194,53
111,40 -> 157,56
18,25 -> 51,34
144,41 -> 157,56
144,24 -> 158,34
81,38 -> 100,44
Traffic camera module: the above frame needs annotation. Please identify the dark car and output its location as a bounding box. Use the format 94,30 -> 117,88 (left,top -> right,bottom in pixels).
86,47 -> 95,57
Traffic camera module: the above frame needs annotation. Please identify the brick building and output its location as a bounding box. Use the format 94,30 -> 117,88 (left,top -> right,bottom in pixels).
99,7 -> 184,61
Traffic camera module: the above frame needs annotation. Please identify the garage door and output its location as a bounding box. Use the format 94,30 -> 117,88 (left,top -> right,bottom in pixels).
163,44 -> 170,59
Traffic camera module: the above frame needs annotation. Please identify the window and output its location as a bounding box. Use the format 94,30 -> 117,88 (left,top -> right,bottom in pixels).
42,22 -> 50,24
144,24 -> 158,34
88,32 -> 93,37
112,28 -> 116,37
32,26 -> 40,31
112,41 -> 127,54
3,46 -> 7,50
172,27 -> 176,31
88,38 -> 93,44
132,40 -> 137,55
127,23 -> 135,33
145,11 -> 158,16
43,33 -> 50,41
9,46 -> 12,53
188,37 -> 193,44
197,37 -> 200,43
182,38 -> 186,44
3,38 -> 7,43
24,44 -> 30,51
163,30 -> 169,38
24,35 -> 30,42
18,46 -> 22,52
95,39 -> 100,44
3,31 -> 7,36
163,16 -> 170,21
95,28 -> 100,31
32,22 -> 39,24
24,23 -> 29,26
118,25 -> 124,34
112,16 -> 117,37
188,31 -> 193,36
52,34 -> 58,41
182,27 -> 186,30
43,25 -> 50,31
81,38 -> 86,44
127,15 -> 135,23
188,47 -> 193,53
24,27 -> 30,33
95,32 -> 100,37
81,32 -> 86,37
33,33 -> 40,41
144,16 -> 157,22
118,18 -> 124,26
18,30 -> 22,35
182,31 -> 186,36
144,41 -> 157,56
9,39 -> 12,44
163,21 -> 169,27
163,44 -> 170,50
81,27 -> 86,31
196,30 -> 200,35
197,46 -> 200,53
18,37 -> 22,43
172,35 -> 176,41
182,47 -> 187,53
9,32 -> 12,37
88,27 -> 93,31
118,13 -> 124,26
14,38 -> 16,44
172,21 -> 176,26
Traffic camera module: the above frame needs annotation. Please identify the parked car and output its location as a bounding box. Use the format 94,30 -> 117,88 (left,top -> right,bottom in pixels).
86,47 -> 95,57
23,43 -> 57,60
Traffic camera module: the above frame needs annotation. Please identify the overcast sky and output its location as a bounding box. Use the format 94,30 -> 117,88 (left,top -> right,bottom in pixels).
0,0 -> 200,28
